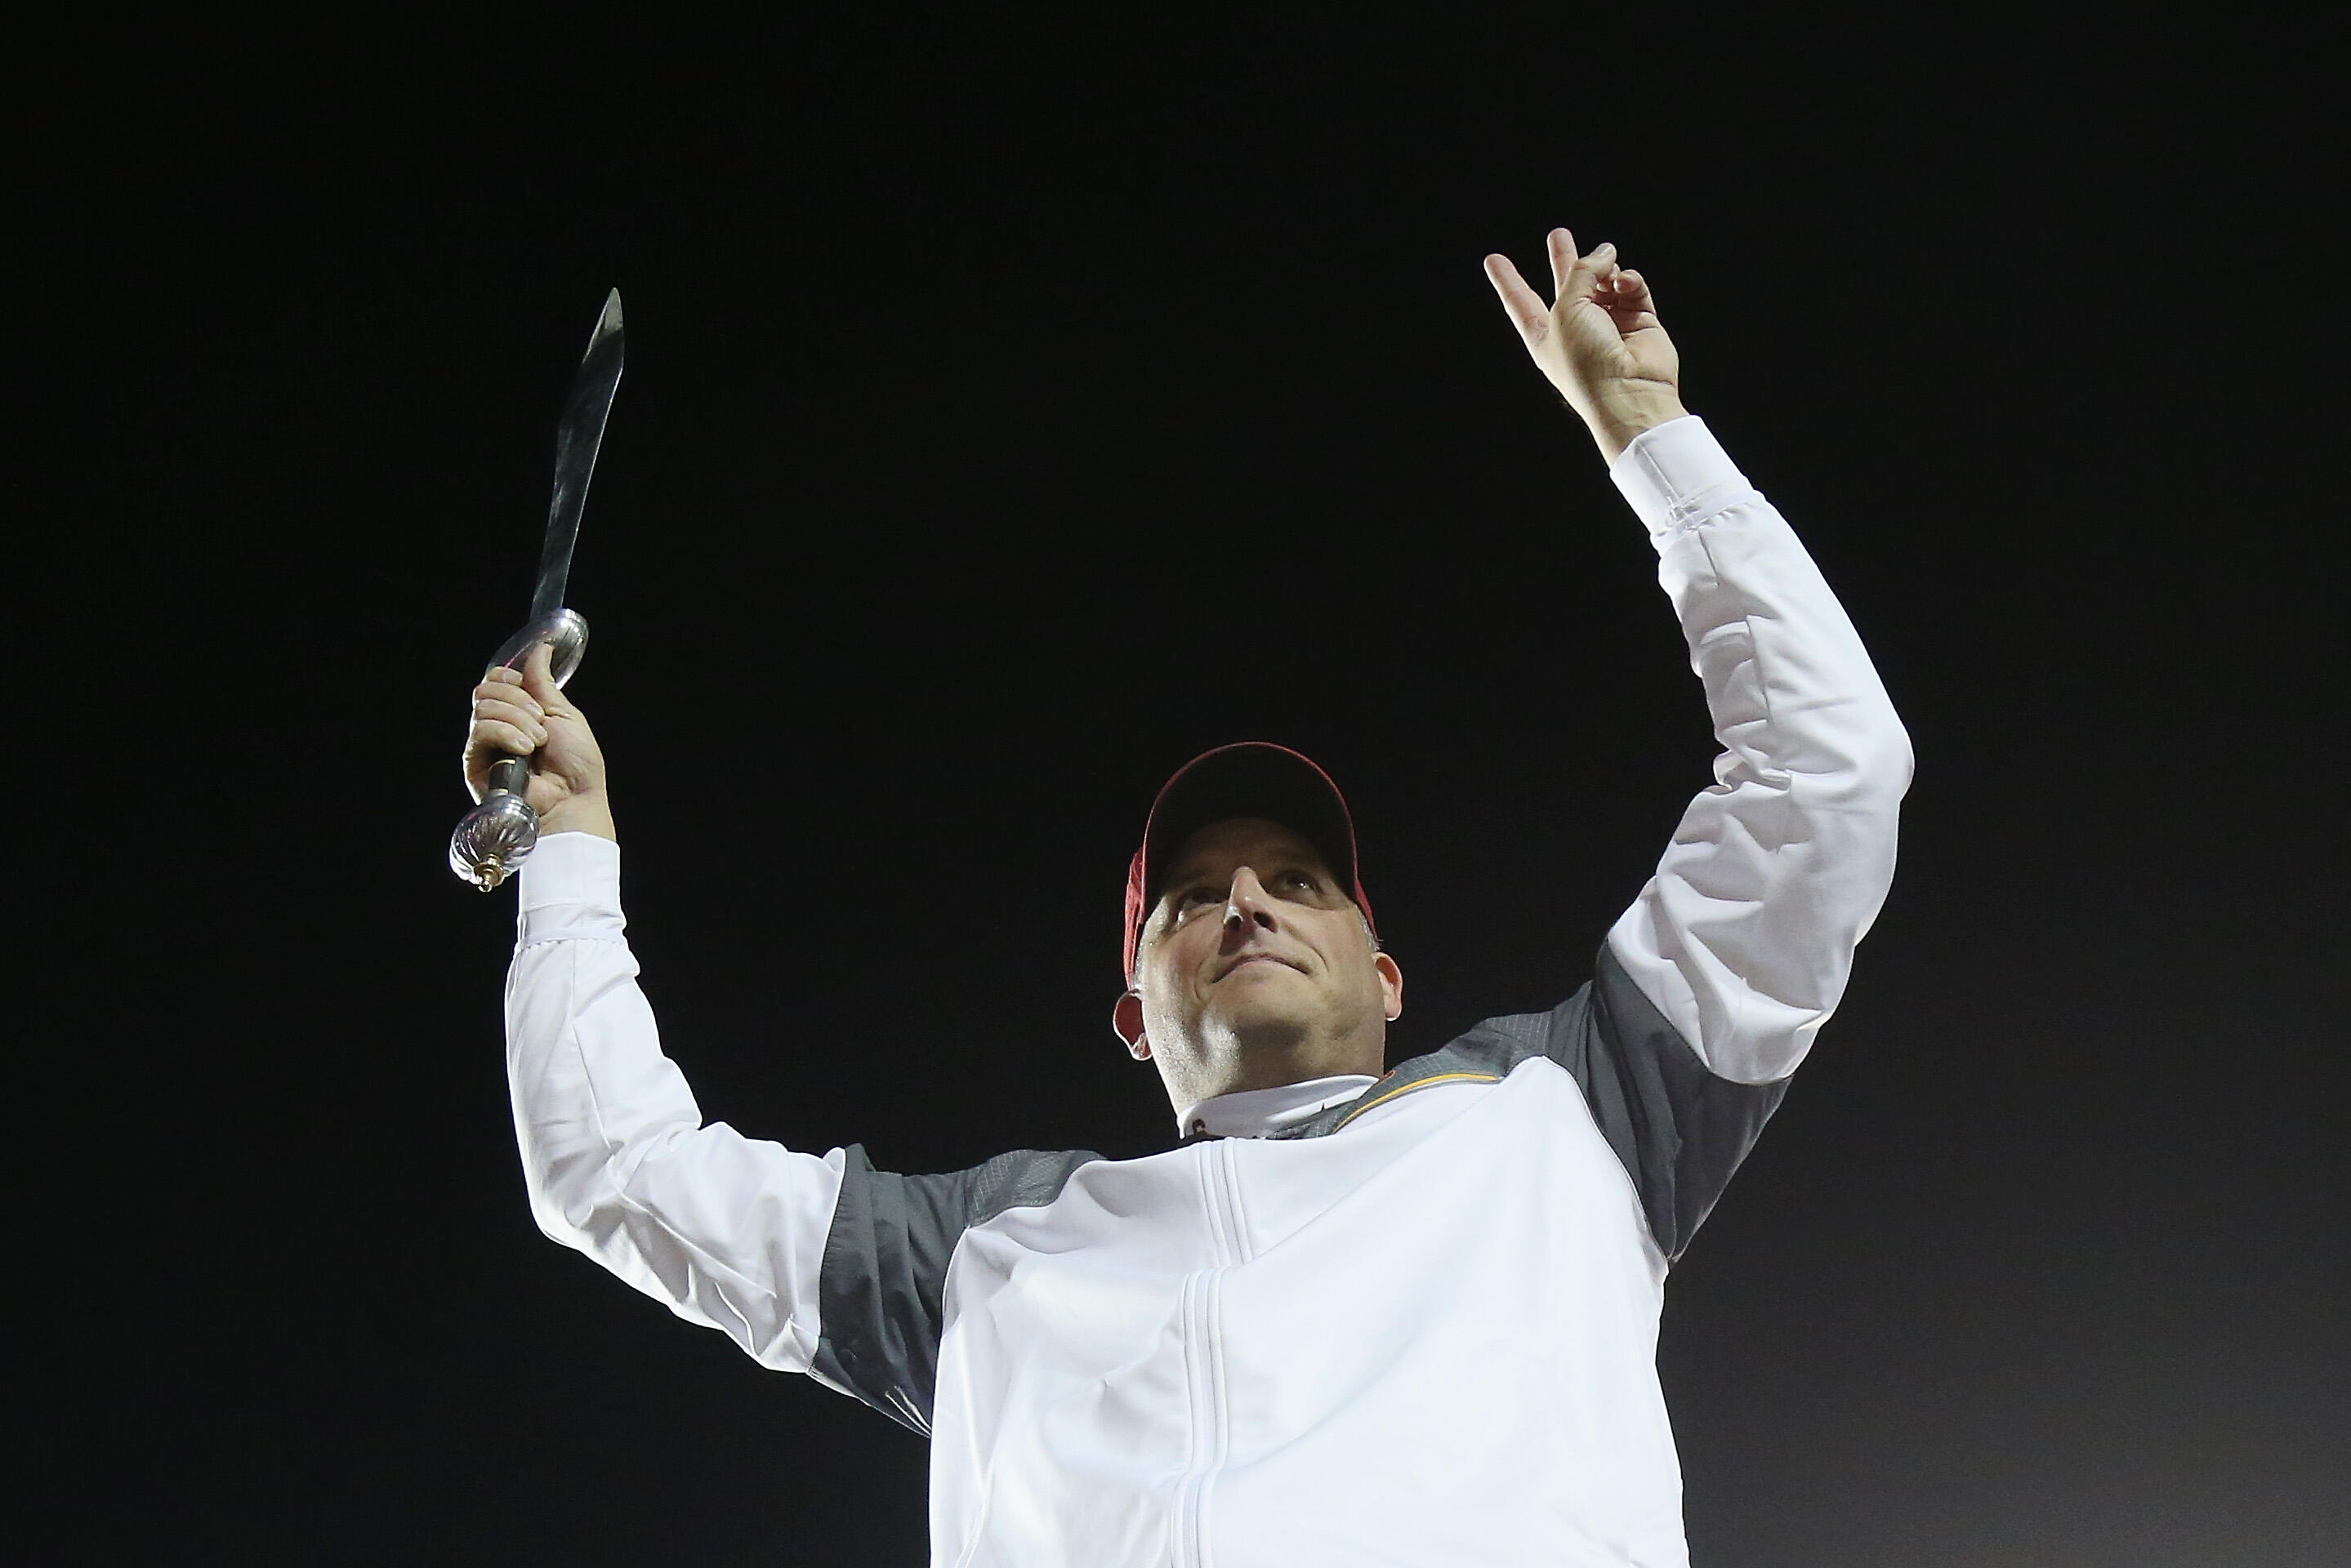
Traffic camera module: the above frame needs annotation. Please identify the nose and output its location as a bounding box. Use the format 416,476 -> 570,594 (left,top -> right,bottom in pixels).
1222,866 -> 1279,941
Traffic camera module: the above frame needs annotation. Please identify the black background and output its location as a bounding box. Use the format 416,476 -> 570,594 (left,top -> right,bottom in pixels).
29,11 -> 2345,1565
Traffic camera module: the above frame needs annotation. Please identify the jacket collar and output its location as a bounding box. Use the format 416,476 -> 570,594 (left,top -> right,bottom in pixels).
1177,1073 -> 1381,1140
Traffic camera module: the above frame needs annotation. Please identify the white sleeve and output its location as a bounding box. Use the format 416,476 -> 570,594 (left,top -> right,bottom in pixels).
1603,417 -> 1914,1085
504,832 -> 845,1370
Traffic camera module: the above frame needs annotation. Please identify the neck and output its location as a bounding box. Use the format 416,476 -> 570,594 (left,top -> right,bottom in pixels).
1160,1019 -> 1385,1118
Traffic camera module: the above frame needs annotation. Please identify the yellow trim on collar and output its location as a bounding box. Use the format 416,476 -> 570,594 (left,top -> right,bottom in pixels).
1334,1071 -> 1502,1129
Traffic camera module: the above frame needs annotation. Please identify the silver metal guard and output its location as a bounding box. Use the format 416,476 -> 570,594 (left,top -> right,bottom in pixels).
488,607 -> 589,687
448,608 -> 590,890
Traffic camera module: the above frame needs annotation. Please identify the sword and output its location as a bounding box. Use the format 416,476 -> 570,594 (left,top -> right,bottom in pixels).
448,288 -> 625,890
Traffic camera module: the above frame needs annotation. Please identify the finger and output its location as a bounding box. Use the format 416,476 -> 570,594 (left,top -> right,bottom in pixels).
1545,228 -> 1579,295
1552,233 -> 1616,308
468,718 -> 541,759
474,695 -> 549,742
1482,253 -> 1552,342
472,676 -> 546,714
1604,268 -> 1662,336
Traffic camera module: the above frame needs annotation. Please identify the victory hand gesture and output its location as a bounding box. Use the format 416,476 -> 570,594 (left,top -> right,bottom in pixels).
1485,229 -> 1687,461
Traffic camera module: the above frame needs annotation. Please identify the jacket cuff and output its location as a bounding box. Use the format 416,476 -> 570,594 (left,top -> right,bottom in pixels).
1608,416 -> 1760,546
515,832 -> 627,946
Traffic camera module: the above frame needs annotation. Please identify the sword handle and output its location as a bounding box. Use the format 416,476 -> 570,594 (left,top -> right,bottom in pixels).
448,609 -> 590,891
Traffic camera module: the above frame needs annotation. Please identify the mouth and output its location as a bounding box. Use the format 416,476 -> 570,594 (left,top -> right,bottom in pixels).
1214,953 -> 1306,982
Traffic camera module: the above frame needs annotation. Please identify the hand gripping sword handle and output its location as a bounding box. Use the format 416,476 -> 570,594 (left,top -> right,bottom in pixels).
448,608 -> 590,891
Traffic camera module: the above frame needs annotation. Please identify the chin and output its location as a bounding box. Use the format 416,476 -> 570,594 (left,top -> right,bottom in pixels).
1205,1004 -> 1317,1060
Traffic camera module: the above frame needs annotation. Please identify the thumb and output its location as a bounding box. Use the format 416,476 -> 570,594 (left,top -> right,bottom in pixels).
520,637 -> 568,710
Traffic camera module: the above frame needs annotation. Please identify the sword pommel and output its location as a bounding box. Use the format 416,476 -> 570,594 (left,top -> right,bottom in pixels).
450,788 -> 539,891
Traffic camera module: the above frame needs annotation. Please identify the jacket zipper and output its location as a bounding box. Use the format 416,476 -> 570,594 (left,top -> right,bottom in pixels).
1172,1138 -> 1249,1566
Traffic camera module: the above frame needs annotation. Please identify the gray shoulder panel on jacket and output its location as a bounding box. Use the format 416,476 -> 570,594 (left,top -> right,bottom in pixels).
1565,942 -> 1788,1260
810,1143 -> 1103,1436
1309,943 -> 1787,1263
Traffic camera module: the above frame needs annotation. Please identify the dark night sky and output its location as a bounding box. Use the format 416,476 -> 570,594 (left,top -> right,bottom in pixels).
29,12 -> 2345,1566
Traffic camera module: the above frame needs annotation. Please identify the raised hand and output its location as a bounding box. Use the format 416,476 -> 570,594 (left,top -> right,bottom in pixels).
462,639 -> 616,841
1484,228 -> 1687,462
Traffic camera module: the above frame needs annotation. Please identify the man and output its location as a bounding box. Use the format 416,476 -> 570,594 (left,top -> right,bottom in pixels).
466,228 -> 1912,1566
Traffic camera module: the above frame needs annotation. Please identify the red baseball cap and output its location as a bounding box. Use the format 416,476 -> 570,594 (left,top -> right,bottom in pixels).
1122,742 -> 1375,984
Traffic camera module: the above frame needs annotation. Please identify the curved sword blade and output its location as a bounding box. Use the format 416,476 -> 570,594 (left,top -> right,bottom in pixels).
530,289 -> 625,622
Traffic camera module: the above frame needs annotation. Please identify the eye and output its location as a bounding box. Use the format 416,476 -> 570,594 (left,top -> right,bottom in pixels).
1170,886 -> 1219,920
1279,868 -> 1320,893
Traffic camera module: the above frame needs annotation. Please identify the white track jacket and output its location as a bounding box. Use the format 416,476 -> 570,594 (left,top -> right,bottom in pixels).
504,416 -> 1913,1566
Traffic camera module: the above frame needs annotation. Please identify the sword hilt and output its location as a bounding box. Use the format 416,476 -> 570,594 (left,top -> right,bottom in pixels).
448,609 -> 590,891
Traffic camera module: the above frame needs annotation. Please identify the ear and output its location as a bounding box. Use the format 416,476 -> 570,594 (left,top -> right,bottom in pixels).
1111,991 -> 1150,1059
1374,951 -> 1404,1022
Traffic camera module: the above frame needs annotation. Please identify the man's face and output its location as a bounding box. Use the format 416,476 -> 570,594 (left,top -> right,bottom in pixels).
1122,817 -> 1403,1103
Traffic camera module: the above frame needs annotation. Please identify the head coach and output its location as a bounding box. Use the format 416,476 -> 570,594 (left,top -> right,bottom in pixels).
466,227 -> 1913,1566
